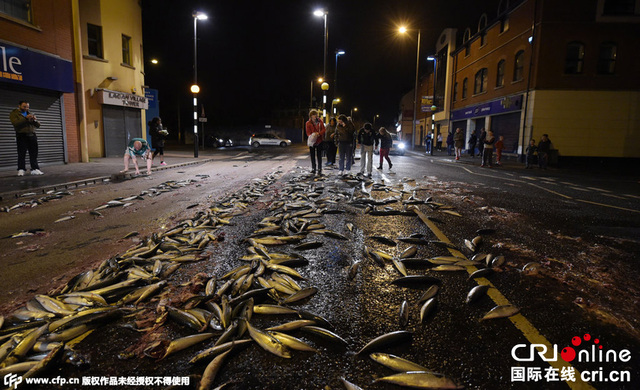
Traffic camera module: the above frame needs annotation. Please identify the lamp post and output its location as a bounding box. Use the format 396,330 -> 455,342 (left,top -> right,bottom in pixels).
314,9 -> 328,121
399,26 -> 420,151
310,77 -> 323,108
331,98 -> 340,115
351,107 -> 358,118
334,50 -> 345,99
373,114 -> 380,128
427,55 -> 436,156
192,11 -> 207,158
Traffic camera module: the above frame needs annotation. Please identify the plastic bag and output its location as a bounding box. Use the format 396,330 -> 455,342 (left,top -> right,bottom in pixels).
307,132 -> 318,147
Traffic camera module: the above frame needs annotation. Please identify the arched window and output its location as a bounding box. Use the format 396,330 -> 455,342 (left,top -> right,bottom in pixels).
597,42 -> 617,74
462,78 -> 468,99
478,14 -> 488,32
463,28 -> 471,56
565,41 -> 585,74
474,68 -> 488,94
498,0 -> 509,16
513,50 -> 525,81
496,60 -> 505,87
453,81 -> 458,102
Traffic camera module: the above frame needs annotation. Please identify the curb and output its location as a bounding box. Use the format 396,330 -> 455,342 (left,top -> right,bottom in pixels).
0,158 -> 214,202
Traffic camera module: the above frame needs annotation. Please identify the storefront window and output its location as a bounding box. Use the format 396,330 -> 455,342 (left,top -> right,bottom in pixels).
0,0 -> 32,23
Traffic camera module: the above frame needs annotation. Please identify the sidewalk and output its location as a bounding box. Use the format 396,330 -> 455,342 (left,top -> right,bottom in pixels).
0,148 -> 215,201
407,146 -> 525,169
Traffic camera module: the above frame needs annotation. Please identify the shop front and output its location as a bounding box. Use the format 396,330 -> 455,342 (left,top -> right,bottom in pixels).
0,41 -> 73,170
450,94 -> 523,153
96,89 -> 148,157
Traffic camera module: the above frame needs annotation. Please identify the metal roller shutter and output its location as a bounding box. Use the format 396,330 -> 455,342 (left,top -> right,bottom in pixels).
490,112 -> 521,153
103,106 -> 142,157
0,84 -> 66,170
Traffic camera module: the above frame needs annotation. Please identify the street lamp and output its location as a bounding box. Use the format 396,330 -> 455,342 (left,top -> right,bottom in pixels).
314,9 -> 328,121
335,50 -> 345,98
351,107 -> 358,117
192,10 -> 207,158
373,114 -> 380,128
399,26 -> 421,151
331,98 -> 341,115
321,82 -> 329,121
310,77 -> 323,108
427,55 -> 437,155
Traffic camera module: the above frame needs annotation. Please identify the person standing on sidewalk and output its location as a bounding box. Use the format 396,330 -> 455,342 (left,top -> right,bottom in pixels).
149,117 -> 168,166
425,131 -> 432,154
324,117 -> 338,167
377,127 -> 393,170
478,128 -> 487,160
436,132 -> 443,151
335,114 -> 356,175
357,122 -> 377,177
481,130 -> 496,167
468,131 -> 477,157
305,110 -> 326,175
446,130 -> 454,156
537,133 -> 552,169
495,135 -> 505,166
453,128 -> 464,160
9,100 -> 43,176
525,139 -> 537,169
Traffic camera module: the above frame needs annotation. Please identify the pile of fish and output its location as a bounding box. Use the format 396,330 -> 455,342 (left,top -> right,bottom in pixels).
0,173 -> 283,388
1,190 -> 74,213
0,168 -> 521,389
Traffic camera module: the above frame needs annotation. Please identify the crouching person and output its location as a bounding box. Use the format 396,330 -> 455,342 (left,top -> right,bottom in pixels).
122,138 -> 152,175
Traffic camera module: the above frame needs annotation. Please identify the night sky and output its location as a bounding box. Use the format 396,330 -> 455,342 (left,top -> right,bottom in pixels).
142,0 -> 501,132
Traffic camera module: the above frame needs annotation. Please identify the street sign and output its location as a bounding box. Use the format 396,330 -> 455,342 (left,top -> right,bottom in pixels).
198,117 -> 207,122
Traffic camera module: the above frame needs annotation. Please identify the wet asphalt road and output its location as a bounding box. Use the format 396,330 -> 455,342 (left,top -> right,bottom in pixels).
0,145 -> 638,389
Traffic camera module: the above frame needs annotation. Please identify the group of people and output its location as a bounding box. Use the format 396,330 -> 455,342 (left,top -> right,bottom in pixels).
450,127 -> 505,168
305,110 -> 394,177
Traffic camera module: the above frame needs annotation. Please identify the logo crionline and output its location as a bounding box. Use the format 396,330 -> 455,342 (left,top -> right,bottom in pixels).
512,333 -> 632,363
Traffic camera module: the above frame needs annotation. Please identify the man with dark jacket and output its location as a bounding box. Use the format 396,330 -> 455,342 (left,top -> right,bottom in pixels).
357,123 -> 377,177
537,134 -> 552,169
335,114 -> 356,175
9,100 -> 42,176
478,128 -> 487,159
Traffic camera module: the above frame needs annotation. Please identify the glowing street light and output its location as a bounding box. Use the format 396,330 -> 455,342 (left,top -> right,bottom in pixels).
151,58 -> 158,64
399,25 -> 421,150
335,50 -> 345,99
192,10 -> 207,157
351,107 -> 358,117
331,98 -> 341,115
314,8 -> 329,121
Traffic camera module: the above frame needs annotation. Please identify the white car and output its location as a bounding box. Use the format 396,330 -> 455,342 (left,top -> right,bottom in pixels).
249,133 -> 292,148
373,133 -> 406,156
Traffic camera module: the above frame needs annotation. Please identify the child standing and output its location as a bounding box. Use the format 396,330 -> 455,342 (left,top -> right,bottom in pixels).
495,135 -> 505,166
525,139 -> 537,169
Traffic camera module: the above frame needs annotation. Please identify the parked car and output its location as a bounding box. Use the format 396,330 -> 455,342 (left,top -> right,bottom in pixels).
249,133 -> 292,148
373,133 -> 406,156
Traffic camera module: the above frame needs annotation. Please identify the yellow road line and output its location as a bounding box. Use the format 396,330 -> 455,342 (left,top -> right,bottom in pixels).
411,206 -> 595,390
451,161 -> 638,213
575,199 -> 640,213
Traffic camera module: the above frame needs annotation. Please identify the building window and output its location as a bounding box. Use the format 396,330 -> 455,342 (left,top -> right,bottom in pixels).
496,60 -> 505,87
453,82 -> 458,102
514,50 -> 525,81
597,42 -> 617,74
564,42 -> 584,74
474,68 -> 488,94
463,28 -> 471,57
87,24 -> 103,58
0,0 -> 32,23
480,32 -> 487,47
122,35 -> 132,66
462,78 -> 468,99
500,17 -> 509,33
603,0 -> 636,15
